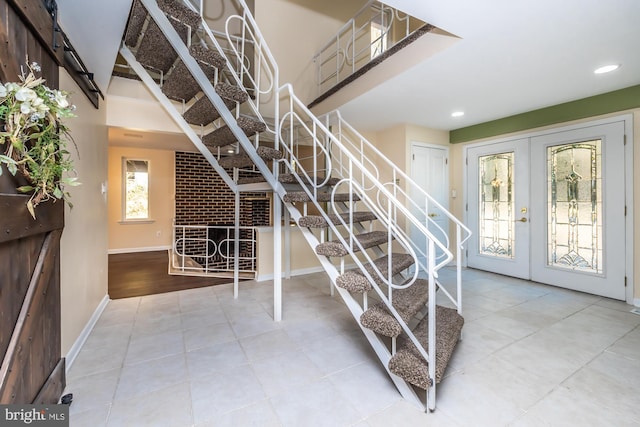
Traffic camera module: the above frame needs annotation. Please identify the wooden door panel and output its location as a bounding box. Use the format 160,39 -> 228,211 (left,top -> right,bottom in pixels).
0,0 -> 65,405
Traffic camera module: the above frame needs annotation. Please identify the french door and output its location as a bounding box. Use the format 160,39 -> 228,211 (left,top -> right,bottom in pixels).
467,120 -> 627,300
467,138 -> 530,279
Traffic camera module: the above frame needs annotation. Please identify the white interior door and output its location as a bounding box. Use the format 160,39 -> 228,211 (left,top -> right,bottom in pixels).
529,121 -> 626,300
410,143 -> 449,266
467,139 -> 530,279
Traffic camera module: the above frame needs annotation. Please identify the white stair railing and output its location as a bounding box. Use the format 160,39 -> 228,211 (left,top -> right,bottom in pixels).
127,0 -> 469,412
322,110 -> 472,312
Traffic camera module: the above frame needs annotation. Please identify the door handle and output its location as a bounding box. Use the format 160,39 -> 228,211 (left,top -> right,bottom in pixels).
516,217 -> 528,223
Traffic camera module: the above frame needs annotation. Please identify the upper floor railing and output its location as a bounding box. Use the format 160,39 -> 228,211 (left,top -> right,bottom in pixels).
313,0 -> 425,97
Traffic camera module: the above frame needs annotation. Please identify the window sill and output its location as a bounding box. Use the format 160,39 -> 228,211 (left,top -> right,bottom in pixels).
118,219 -> 156,225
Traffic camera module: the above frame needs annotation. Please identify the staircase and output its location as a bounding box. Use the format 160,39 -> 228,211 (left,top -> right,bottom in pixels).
120,0 -> 471,412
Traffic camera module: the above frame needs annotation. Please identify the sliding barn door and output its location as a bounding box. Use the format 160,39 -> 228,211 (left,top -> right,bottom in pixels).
0,0 -> 66,404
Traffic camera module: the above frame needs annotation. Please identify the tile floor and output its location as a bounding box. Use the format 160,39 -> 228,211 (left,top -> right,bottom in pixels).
66,268 -> 640,426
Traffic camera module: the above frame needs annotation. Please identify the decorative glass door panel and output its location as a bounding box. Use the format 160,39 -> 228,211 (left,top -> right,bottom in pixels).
530,121 -> 626,300
547,140 -> 602,274
479,152 -> 514,258
467,139 -> 530,279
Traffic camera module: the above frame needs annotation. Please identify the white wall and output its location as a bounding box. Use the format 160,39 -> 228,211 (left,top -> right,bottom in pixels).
59,69 -> 109,355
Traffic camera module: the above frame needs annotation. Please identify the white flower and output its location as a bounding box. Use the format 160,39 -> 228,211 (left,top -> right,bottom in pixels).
30,62 -> 41,72
15,87 -> 37,102
36,102 -> 49,116
20,101 -> 33,114
5,82 -> 20,93
53,90 -> 69,108
0,83 -> 6,98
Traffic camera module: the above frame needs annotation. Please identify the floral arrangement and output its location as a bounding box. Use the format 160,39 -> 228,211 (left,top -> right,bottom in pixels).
0,61 -> 80,218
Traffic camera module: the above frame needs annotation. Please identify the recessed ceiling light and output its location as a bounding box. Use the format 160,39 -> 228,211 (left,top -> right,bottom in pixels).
594,64 -> 620,74
227,149 -> 234,153
451,111 -> 464,117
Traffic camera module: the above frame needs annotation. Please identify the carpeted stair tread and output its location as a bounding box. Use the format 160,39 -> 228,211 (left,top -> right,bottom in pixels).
183,83 -> 249,126
388,305 -> 464,388
298,212 -> 378,228
278,174 -> 341,186
124,0 -> 148,48
218,146 -> 282,169
283,192 -> 360,203
157,0 -> 201,30
162,45 -> 225,102
316,231 -> 390,257
360,279 -> 429,337
215,82 -> 249,103
335,253 -> 415,293
336,271 -> 372,293
365,253 -> 415,284
135,18 -> 189,73
203,116 -> 266,148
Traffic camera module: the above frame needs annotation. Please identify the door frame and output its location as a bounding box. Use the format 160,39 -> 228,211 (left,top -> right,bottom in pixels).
462,114 -> 634,304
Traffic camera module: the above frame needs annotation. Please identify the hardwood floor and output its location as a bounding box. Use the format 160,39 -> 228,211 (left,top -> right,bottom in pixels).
108,251 -> 241,299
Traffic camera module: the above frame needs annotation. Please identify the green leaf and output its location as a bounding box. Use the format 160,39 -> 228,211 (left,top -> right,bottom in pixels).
6,162 -> 17,176
53,187 -> 63,199
17,185 -> 34,193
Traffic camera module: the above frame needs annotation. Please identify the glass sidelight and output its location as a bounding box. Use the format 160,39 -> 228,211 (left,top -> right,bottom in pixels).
547,140 -> 602,274
478,152 -> 514,258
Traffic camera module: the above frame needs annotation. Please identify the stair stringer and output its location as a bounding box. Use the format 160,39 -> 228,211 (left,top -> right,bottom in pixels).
283,201 -> 424,410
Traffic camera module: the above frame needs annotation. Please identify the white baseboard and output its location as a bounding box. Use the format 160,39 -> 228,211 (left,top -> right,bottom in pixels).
65,295 -> 109,374
257,266 -> 326,282
108,245 -> 171,255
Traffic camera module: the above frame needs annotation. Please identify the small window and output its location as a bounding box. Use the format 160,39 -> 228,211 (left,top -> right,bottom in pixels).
123,158 -> 149,220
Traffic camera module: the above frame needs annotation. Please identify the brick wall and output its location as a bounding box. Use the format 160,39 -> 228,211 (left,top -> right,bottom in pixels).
175,152 -> 270,270
175,151 -> 269,227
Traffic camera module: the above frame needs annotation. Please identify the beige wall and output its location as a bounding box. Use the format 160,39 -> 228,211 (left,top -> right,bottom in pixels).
59,69 -> 109,355
449,109 -> 640,303
256,226 -> 322,280
107,77 -> 182,133
255,0 -> 365,104
107,146 -> 175,252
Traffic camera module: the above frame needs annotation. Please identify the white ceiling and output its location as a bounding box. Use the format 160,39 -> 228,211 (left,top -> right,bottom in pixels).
55,0 -> 640,136
57,0 -> 133,95
339,0 -> 640,131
